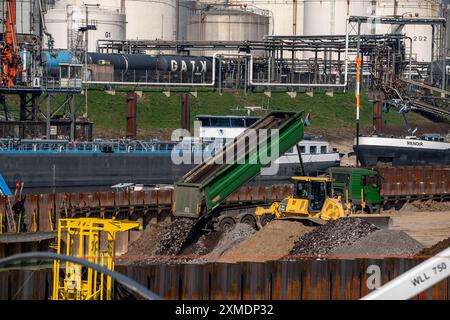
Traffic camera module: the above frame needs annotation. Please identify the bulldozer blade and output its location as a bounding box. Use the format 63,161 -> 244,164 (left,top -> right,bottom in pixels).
277,216 -> 327,226
349,215 -> 392,230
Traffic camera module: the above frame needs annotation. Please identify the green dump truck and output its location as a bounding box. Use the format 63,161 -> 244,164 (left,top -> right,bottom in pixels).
173,111 -> 305,229
327,167 -> 382,213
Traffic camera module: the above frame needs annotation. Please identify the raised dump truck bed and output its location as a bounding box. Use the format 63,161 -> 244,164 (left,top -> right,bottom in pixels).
173,111 -> 304,219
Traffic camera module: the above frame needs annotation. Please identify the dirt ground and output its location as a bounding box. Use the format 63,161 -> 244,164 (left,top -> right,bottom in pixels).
218,220 -> 315,263
388,210 -> 450,248
118,202 -> 450,264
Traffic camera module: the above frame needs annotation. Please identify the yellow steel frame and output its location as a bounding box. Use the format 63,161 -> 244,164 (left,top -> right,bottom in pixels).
52,218 -> 140,300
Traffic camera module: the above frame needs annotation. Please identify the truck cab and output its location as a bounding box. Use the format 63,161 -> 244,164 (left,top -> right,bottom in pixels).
326,167 -> 381,213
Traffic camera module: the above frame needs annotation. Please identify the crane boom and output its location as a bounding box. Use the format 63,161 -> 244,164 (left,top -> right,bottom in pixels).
1,0 -> 23,87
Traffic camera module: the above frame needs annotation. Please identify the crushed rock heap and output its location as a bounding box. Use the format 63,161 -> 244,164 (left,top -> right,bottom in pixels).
289,218 -> 378,257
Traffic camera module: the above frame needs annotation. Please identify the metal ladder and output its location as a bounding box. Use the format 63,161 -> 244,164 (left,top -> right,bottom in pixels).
5,197 -> 16,233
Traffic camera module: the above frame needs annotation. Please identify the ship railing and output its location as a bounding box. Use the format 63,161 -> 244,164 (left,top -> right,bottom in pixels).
0,138 -> 233,153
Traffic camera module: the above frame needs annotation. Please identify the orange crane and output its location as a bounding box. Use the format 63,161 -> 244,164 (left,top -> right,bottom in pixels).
1,0 -> 23,87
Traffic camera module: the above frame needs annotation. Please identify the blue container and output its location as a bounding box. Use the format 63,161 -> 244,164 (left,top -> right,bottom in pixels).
43,50 -> 78,76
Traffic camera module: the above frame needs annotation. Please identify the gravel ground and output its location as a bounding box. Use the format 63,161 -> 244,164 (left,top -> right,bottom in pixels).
219,220 -> 315,262
119,218 -> 173,262
288,218 -> 379,257
331,229 -> 424,258
154,218 -> 197,256
181,231 -> 223,256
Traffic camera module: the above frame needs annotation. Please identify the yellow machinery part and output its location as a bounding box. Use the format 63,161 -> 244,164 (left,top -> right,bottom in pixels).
255,197 -> 310,219
319,197 -> 348,221
52,218 -> 141,300
255,202 -> 280,217
283,198 -> 310,216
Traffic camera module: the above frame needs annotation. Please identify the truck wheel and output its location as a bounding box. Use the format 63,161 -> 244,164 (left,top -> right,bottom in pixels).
219,217 -> 235,232
240,214 -> 257,229
259,214 -> 273,227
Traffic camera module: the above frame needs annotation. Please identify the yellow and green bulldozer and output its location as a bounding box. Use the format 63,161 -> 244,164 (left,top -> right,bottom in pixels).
255,168 -> 391,229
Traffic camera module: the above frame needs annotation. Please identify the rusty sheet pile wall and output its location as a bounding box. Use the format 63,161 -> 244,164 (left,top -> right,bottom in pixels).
1,259 -> 449,300
0,185 -> 293,233
1,165 -> 449,234
376,166 -> 450,199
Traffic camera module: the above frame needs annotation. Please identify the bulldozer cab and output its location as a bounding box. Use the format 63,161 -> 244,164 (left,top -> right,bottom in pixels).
292,177 -> 333,212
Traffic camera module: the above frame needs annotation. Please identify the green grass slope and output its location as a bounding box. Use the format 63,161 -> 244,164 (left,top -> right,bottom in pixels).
4,89 -> 439,134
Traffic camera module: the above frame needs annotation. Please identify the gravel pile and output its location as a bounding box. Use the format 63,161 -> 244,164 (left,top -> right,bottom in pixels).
331,230 -> 424,258
289,218 -> 378,257
207,223 -> 256,260
181,231 -> 223,256
154,218 -> 197,256
122,218 -> 172,259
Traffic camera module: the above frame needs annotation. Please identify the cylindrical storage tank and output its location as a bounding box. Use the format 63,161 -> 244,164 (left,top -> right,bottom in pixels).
302,0 -> 370,59
156,55 -> 212,73
88,53 -> 212,73
178,0 -> 197,40
187,9 -> 269,42
375,0 -> 442,62
86,53 -> 212,83
0,0 -> 39,37
87,52 -> 157,71
44,2 -> 126,51
303,0 -> 370,36
232,0 -> 304,36
125,0 -> 178,41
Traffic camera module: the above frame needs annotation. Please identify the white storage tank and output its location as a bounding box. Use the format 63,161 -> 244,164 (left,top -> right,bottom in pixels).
178,0 -> 197,40
375,0 -> 442,62
302,0 -> 370,59
187,8 -> 269,42
303,0 -> 370,36
44,1 -> 126,51
231,0 -> 304,36
125,0 -> 178,41
0,0 -> 39,37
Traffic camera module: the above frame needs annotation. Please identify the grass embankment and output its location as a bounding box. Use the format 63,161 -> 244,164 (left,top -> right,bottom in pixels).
4,89 -> 438,139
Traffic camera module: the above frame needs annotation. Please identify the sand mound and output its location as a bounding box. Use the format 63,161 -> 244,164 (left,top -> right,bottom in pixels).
219,220 -> 315,262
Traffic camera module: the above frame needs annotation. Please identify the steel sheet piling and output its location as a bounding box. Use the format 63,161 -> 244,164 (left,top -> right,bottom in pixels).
2,259 -> 450,300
